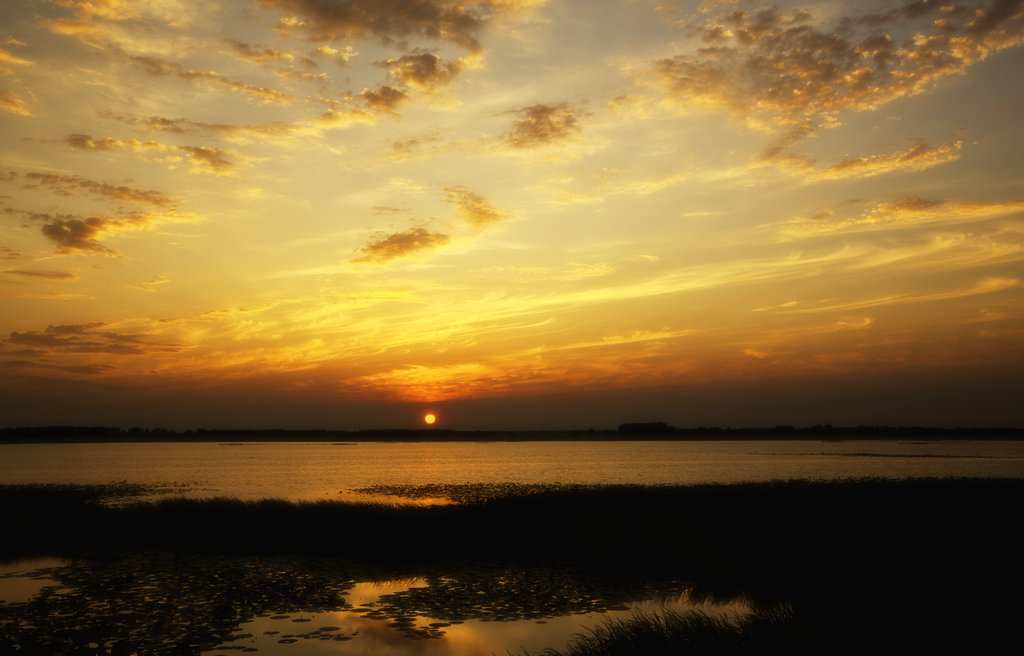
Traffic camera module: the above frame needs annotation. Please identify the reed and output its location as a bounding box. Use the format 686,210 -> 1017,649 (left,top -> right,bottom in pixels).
534,607 -> 795,656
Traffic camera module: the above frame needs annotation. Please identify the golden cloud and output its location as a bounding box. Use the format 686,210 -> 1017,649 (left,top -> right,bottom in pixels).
809,140 -> 964,180
65,134 -> 235,174
384,52 -> 463,92
23,172 -> 176,206
256,0 -> 495,53
444,186 -> 506,227
128,53 -> 290,103
0,88 -> 31,116
354,227 -> 451,262
780,196 -> 1024,237
99,112 -> 296,141
500,103 -> 587,148
650,2 -> 1024,140
358,84 -> 409,113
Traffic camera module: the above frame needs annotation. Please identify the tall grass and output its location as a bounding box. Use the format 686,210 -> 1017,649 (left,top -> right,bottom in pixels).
535,607 -> 794,656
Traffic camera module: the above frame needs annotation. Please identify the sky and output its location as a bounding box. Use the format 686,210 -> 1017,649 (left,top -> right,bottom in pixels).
1,0 -> 1023,430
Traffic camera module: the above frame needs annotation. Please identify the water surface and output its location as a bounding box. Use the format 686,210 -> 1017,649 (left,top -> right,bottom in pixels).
1,440 -> 1021,502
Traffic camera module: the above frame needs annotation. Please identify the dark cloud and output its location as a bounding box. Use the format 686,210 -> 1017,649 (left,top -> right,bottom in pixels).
653,0 -> 1024,144
354,227 -> 450,262
3,269 -> 77,280
444,186 -> 505,227
40,216 -> 115,253
501,103 -> 586,148
385,52 -> 463,91
23,172 -> 175,206
4,323 -> 179,356
359,85 -> 410,112
177,146 -> 234,172
256,0 -> 493,53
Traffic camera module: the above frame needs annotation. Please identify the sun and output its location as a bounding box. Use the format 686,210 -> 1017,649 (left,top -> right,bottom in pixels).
424,413 -> 437,425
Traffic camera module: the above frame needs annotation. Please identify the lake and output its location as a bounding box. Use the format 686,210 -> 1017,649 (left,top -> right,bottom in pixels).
3,439 -> 1023,655
1,439 -> 1022,503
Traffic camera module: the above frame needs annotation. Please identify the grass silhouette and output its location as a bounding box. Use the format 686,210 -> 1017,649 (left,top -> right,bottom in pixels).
3,478 -> 1022,654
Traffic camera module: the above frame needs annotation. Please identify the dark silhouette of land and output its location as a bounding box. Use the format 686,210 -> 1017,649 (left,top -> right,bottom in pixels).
2,478 -> 1022,654
2,423 -> 1022,443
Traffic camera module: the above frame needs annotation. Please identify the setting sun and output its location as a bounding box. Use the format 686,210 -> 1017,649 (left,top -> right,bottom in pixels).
424,413 -> 437,426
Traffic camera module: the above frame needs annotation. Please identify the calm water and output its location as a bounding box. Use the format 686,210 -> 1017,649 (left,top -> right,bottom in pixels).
1,439 -> 1022,502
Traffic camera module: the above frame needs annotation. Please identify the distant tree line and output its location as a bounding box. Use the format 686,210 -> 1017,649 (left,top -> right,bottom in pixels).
1,424 -> 1022,443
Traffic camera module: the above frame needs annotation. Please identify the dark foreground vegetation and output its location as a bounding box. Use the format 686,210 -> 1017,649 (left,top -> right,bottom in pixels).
2,478 -> 1022,654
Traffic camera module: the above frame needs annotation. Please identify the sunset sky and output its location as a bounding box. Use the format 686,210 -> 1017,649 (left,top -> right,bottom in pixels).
1,0 -> 1022,430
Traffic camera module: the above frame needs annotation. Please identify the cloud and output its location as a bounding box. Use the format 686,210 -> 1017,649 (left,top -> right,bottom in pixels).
649,1 -> 1024,143
2,269 -> 77,280
384,52 -> 463,92
0,88 -> 31,116
500,103 -> 587,148
315,44 -> 358,63
808,140 -> 964,180
779,196 -> 1024,237
444,186 -> 506,227
44,0 -> 135,34
354,227 -> 451,262
256,0 -> 495,53
358,85 -> 410,113
65,134 -> 236,174
224,38 -> 296,64
127,53 -> 290,103
99,112 -> 296,141
134,275 -> 168,292
22,172 -> 175,206
3,322 -> 179,356
40,216 -> 116,253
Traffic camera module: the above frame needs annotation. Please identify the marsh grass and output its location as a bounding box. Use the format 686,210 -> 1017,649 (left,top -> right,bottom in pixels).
2,478 -> 1023,653
533,607 -> 795,656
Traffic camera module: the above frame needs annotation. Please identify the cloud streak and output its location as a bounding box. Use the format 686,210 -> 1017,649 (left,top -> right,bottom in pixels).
65,134 -> 235,174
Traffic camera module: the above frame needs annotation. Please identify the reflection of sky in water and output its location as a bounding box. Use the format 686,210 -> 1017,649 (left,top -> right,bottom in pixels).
0,558 -> 748,656
206,584 -> 750,656
2,440 -> 1022,502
